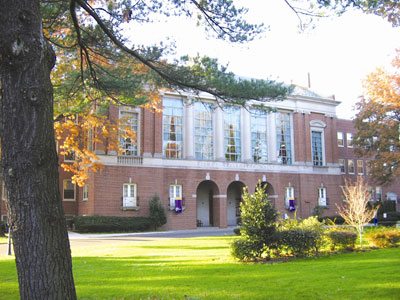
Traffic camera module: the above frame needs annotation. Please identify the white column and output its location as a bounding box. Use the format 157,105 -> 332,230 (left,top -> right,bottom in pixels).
241,108 -> 252,163
268,112 -> 277,163
184,101 -> 194,159
214,106 -> 225,161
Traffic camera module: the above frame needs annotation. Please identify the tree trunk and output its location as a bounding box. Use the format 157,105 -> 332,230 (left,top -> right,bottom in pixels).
0,1 -> 76,299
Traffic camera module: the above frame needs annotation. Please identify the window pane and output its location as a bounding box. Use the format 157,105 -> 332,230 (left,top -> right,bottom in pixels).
276,112 -> 292,165
120,111 -> 139,156
194,102 -> 213,160
312,131 -> 323,166
224,106 -> 241,162
251,109 -> 268,163
163,98 -> 183,159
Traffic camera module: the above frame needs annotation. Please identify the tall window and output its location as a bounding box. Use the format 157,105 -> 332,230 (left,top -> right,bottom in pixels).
163,98 -> 183,159
82,185 -> 89,201
120,110 -> 139,156
63,179 -> 75,201
251,110 -> 268,163
224,106 -> 241,162
312,131 -> 323,166
318,187 -> 327,206
337,132 -> 344,147
276,112 -> 292,164
357,160 -> 364,175
285,186 -> 295,211
348,160 -> 355,174
346,133 -> 353,148
123,183 -> 137,207
169,184 -> 182,209
194,102 -> 213,160
375,186 -> 382,201
338,159 -> 345,173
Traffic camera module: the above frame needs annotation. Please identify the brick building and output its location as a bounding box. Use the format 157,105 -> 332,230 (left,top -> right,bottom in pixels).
1,87 -> 399,229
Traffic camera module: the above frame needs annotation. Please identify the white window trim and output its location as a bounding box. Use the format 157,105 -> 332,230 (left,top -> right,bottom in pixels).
82,185 -> 89,201
318,187 -> 327,207
338,159 -> 346,174
310,120 -> 326,166
169,184 -> 182,209
337,132 -> 344,147
63,179 -> 76,201
285,186 -> 295,208
346,133 -> 353,148
348,159 -> 355,174
122,183 -> 138,208
119,107 -> 141,156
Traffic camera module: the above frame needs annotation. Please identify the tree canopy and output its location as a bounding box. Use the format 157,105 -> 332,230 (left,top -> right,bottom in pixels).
353,51 -> 400,184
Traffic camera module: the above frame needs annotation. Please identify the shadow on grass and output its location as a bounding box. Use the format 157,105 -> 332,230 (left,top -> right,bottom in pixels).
1,248 -> 399,299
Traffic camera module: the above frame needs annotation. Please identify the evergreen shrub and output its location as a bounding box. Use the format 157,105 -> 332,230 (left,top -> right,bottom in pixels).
326,229 -> 357,250
73,216 -> 152,233
149,195 -> 167,230
231,184 -> 277,261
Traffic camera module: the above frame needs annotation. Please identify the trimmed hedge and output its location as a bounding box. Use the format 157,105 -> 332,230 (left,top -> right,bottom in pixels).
326,229 -> 357,250
278,229 -> 321,257
73,216 -> 152,233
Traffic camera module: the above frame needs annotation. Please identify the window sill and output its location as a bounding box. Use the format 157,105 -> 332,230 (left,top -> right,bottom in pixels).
121,206 -> 140,211
63,199 -> 76,202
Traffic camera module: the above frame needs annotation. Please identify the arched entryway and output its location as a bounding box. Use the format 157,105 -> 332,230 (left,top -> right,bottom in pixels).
196,180 -> 219,227
227,181 -> 245,226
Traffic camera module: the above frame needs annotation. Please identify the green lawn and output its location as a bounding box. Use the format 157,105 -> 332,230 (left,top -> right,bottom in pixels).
0,236 -> 399,299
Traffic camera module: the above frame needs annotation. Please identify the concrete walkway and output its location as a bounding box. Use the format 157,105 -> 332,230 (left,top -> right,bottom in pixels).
68,226 -> 236,239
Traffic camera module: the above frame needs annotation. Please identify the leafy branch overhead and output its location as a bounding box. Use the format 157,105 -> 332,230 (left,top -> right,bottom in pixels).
46,0 -> 291,113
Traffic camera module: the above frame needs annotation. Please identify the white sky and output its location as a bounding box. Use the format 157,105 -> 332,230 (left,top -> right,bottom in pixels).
127,1 -> 400,120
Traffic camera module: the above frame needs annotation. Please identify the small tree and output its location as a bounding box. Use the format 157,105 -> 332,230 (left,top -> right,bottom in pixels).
337,177 -> 377,247
232,183 -> 277,260
149,195 -> 167,231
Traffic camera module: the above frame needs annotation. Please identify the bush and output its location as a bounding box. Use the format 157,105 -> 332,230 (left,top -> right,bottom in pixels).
278,229 -> 320,257
149,195 -> 167,230
365,228 -> 400,248
326,229 -> 357,251
73,216 -> 152,233
377,212 -> 400,226
318,215 -> 345,225
231,184 -> 278,261
233,227 -> 241,235
231,239 -> 259,261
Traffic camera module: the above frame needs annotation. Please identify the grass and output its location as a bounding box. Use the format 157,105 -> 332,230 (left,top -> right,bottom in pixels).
0,236 -> 399,299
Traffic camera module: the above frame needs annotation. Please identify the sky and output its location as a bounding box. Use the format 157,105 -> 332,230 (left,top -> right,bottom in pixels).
128,1 -> 400,120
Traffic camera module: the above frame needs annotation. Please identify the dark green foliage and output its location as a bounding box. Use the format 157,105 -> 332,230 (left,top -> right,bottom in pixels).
277,216 -> 325,256
231,184 -> 278,261
377,211 -> 400,226
73,216 -> 152,233
365,227 -> 400,248
278,229 -> 321,257
319,215 -> 345,225
233,227 -> 241,235
378,200 -> 396,214
149,195 -> 167,230
326,229 -> 357,250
